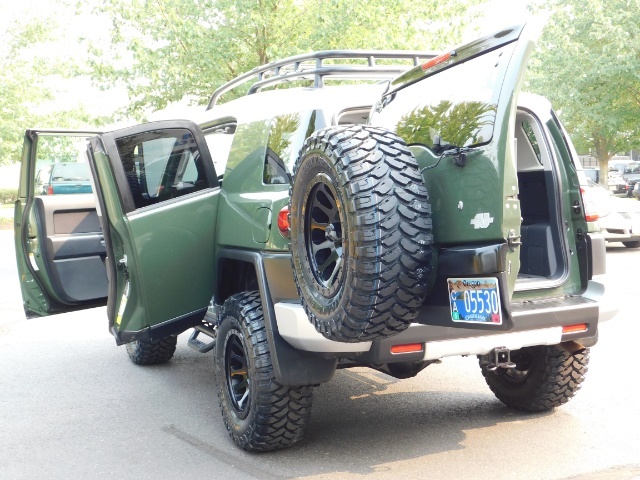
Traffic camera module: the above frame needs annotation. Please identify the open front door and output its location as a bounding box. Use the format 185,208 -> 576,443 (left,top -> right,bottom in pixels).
88,121 -> 220,344
14,130 -> 105,317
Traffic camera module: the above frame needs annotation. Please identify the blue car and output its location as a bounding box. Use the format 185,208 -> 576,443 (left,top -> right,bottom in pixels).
43,162 -> 92,195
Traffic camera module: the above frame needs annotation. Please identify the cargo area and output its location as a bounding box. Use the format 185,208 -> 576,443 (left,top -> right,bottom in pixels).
513,109 -> 567,289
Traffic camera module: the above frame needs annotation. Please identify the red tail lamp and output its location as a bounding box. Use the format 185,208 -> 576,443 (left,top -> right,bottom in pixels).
421,51 -> 452,71
277,206 -> 290,238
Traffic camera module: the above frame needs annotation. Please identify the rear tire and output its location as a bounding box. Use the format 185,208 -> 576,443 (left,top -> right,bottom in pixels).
480,345 -> 589,412
289,125 -> 433,342
126,336 -> 177,365
215,291 -> 314,452
622,241 -> 640,248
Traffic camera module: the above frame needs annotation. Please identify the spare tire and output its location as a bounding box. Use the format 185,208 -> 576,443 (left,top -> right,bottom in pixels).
289,125 -> 433,342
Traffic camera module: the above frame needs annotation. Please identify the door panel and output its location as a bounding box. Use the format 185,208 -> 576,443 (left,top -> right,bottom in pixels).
30,194 -> 107,303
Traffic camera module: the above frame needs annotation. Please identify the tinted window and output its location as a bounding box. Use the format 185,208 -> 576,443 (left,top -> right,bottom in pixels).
624,162 -> 640,174
376,43 -> 516,154
115,129 -> 212,210
583,169 -> 598,183
521,120 -> 542,164
51,163 -> 91,181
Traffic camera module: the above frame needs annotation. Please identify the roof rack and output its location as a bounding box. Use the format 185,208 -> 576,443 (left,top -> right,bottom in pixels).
206,50 -> 436,109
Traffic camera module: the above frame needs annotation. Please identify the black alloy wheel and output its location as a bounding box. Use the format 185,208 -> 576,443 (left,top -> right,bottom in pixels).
304,177 -> 345,298
224,331 -> 250,418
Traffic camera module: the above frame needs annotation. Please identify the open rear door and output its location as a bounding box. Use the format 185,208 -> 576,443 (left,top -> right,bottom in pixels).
371,20 -> 546,330
88,121 -> 220,344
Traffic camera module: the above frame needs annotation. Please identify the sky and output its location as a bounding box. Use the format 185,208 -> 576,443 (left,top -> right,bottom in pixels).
0,0 -> 533,122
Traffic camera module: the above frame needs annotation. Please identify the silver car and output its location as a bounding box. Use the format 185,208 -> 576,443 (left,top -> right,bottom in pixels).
595,182 -> 640,248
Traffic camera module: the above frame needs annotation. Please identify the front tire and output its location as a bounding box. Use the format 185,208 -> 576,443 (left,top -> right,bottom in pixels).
125,336 -> 177,365
214,292 -> 314,452
480,345 -> 589,412
289,125 -> 433,342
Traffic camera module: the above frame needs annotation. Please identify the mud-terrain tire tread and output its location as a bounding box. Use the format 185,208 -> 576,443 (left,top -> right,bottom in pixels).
126,336 -> 178,365
215,291 -> 313,452
289,125 -> 433,342
480,345 -> 589,412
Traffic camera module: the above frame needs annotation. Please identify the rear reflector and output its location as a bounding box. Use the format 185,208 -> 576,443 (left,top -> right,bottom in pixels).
562,324 -> 588,334
390,343 -> 424,354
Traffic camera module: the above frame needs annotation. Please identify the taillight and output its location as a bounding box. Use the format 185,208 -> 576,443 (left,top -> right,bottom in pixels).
47,185 -> 53,195
421,51 -> 452,71
580,187 -> 599,222
277,207 -> 290,238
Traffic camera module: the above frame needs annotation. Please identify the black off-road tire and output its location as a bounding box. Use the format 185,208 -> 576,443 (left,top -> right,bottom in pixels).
480,345 -> 589,412
289,125 -> 433,342
125,336 -> 178,365
622,240 -> 640,248
214,291 -> 314,452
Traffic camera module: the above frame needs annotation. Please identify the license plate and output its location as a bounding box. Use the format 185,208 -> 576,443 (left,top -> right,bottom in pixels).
447,277 -> 503,325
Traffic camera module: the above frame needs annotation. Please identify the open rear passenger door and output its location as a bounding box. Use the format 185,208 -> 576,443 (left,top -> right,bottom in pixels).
16,122 -> 221,345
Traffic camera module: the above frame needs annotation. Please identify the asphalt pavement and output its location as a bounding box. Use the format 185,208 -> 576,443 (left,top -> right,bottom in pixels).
1,229 -> 640,480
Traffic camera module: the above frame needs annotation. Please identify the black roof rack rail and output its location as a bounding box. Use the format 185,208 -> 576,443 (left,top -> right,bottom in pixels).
206,50 -> 436,109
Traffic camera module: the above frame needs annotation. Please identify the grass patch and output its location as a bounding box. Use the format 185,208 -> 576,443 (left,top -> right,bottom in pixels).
0,216 -> 13,230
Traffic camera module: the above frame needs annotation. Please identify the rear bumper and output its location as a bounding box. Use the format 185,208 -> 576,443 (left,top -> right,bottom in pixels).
274,280 -> 610,364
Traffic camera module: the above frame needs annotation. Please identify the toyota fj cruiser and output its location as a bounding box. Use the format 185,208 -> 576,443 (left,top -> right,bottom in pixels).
14,21 -> 610,452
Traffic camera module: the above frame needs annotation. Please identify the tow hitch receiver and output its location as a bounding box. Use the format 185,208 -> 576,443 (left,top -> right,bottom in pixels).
480,347 -> 516,371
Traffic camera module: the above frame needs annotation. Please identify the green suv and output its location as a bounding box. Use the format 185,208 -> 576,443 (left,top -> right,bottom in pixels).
14,22 -> 611,452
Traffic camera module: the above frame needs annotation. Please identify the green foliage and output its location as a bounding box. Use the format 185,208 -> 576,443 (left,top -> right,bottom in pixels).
85,0 -> 482,116
396,100 -> 496,151
526,0 -> 640,180
0,189 -> 19,204
0,11 -> 111,166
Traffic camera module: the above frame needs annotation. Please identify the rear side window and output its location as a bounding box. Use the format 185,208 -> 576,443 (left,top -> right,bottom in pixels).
521,120 -> 542,164
115,129 -> 214,210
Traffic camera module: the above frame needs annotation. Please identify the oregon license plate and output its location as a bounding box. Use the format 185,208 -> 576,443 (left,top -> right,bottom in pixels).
447,277 -> 502,325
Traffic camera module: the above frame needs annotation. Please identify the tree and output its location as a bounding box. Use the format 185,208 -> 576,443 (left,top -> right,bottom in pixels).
84,0 -> 483,117
0,8 -> 111,166
526,0 -> 640,184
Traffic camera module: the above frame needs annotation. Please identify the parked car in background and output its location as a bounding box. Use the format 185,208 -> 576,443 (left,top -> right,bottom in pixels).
34,165 -> 52,195
583,167 -> 629,196
581,178 -> 612,219
594,180 -> 640,248
622,161 -> 640,197
633,182 -> 640,200
609,159 -> 636,175
39,162 -> 93,195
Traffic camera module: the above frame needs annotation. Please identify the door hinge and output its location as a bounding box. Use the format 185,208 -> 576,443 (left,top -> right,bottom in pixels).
507,229 -> 522,251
